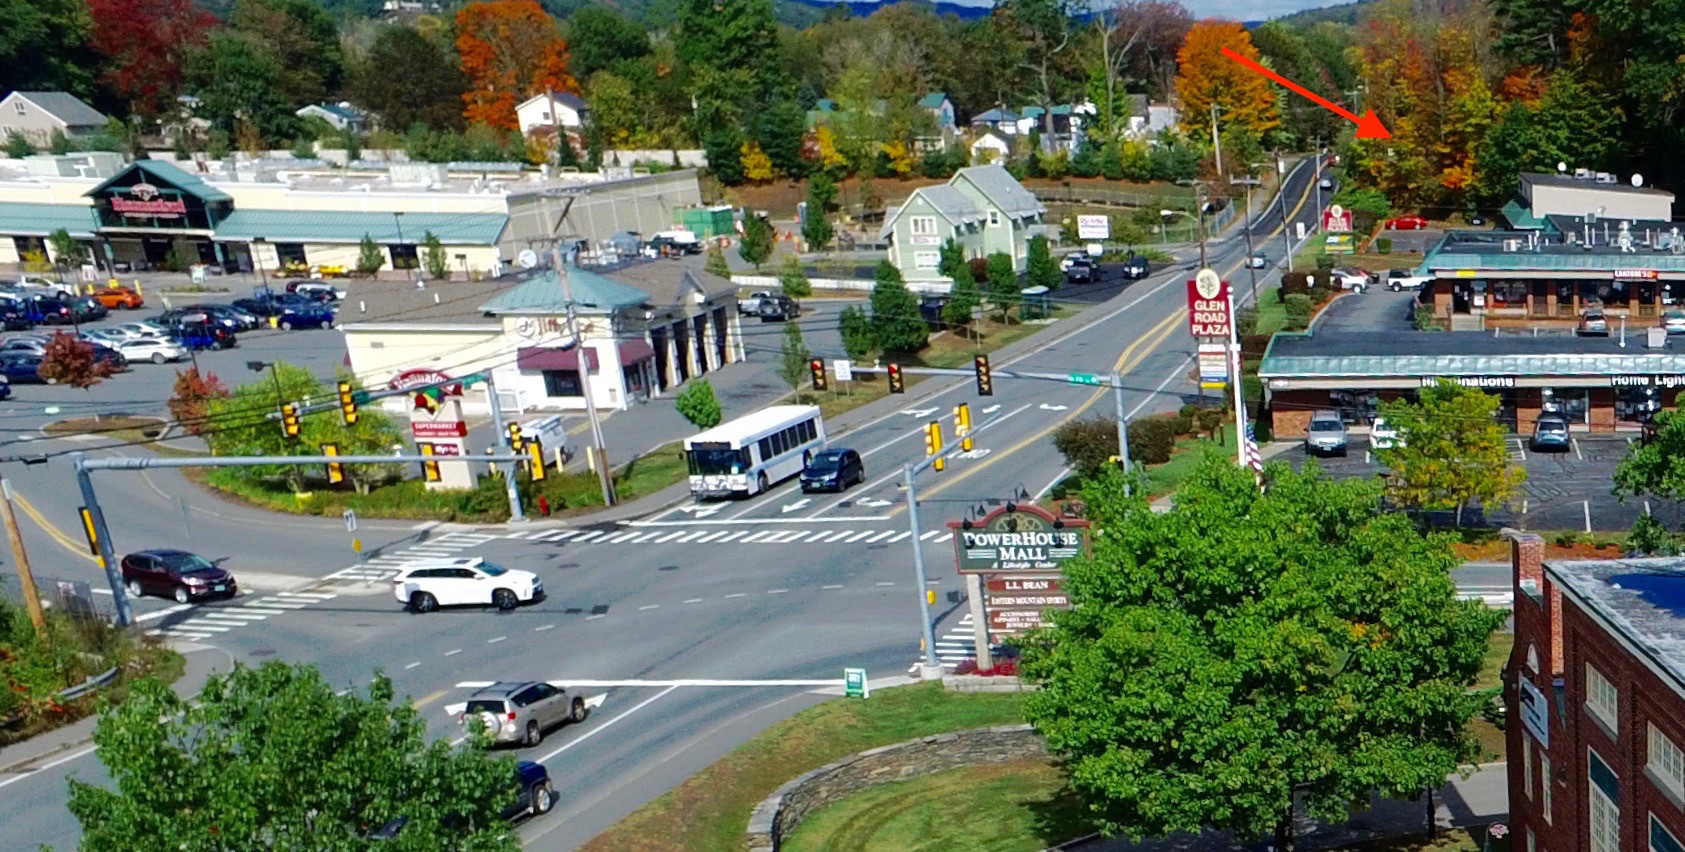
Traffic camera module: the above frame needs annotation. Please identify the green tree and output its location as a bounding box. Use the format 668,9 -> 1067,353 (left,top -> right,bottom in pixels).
985,251 -> 1020,321
838,304 -> 874,361
356,233 -> 384,274
230,0 -> 345,108
704,127 -> 747,185
1376,379 -> 1527,525
1020,457 -> 1506,850
3,132 -> 32,159
942,261 -> 981,329
738,214 -> 775,270
184,32 -> 296,140
676,0 -> 787,125
869,260 -> 927,352
46,227 -> 87,273
566,6 -> 649,79
204,362 -> 403,493
1051,417 -> 1120,478
704,243 -> 732,280
756,99 -> 808,178
808,171 -> 838,211
68,662 -> 521,851
1614,408 -> 1685,506
937,237 -> 966,278
777,254 -> 812,299
346,25 -> 466,132
422,231 -> 448,280
1026,234 -> 1061,291
675,378 -> 723,431
777,321 -> 812,400
801,182 -> 834,250
0,0 -> 97,100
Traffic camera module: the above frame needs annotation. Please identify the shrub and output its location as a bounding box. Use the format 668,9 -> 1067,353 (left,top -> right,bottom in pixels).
1196,407 -> 1228,440
1414,305 -> 1437,330
1235,306 -> 1259,337
1314,253 -> 1335,271
1280,272 -> 1310,298
1127,415 -> 1177,465
1284,294 -> 1313,331
1175,404 -> 1198,436
1052,417 -> 1120,478
1376,236 -> 1393,254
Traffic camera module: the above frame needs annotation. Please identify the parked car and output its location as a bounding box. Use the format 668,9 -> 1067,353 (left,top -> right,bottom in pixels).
0,297 -> 35,330
392,558 -> 544,613
29,297 -> 74,325
1384,215 -> 1429,230
0,354 -> 44,383
69,296 -> 107,323
10,276 -> 74,299
1060,252 -> 1090,272
120,549 -> 237,604
158,307 -> 236,333
1662,310 -> 1685,335
119,335 -> 189,364
1579,309 -> 1610,336
1304,410 -> 1348,456
738,290 -> 776,315
366,761 -> 556,839
800,448 -> 865,493
168,317 -> 236,350
111,320 -> 168,339
1370,416 -> 1404,449
292,281 -> 345,301
1319,177 -> 1334,190
1330,268 -> 1369,292
1386,269 -> 1430,291
757,294 -> 801,322
645,230 -> 702,256
93,286 -> 144,310
183,303 -> 258,331
232,295 -> 334,329
1064,259 -> 1095,284
1121,255 -> 1150,279
1530,415 -> 1572,452
459,681 -> 589,746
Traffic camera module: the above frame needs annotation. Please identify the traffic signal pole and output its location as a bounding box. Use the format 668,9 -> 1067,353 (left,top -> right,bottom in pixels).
481,371 -> 525,523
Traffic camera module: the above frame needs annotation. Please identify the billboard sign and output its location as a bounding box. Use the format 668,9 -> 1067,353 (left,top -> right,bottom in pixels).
1186,269 -> 1232,338
1076,215 -> 1110,240
948,504 -> 1089,574
1322,204 -> 1352,233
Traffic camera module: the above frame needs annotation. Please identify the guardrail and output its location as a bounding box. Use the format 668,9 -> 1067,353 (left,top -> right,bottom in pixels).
56,666 -> 119,703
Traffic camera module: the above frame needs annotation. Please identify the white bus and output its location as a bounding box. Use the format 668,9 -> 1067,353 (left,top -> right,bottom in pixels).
685,404 -> 826,498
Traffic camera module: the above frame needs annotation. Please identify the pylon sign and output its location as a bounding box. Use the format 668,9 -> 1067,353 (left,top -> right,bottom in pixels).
1322,204 -> 1352,233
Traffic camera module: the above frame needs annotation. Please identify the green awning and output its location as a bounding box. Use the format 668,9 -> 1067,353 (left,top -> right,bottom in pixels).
213,210 -> 508,245
479,267 -> 649,314
1500,199 -> 1544,230
0,202 -> 98,237
86,160 -> 232,204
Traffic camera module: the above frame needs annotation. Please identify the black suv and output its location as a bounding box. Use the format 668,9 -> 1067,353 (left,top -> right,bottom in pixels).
801,448 -> 865,492
1121,255 -> 1150,279
758,294 -> 801,321
368,760 -> 556,839
1065,259 -> 1095,284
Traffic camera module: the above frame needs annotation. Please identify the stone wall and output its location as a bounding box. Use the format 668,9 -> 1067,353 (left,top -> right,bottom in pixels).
743,724 -> 1046,851
942,674 -> 1039,693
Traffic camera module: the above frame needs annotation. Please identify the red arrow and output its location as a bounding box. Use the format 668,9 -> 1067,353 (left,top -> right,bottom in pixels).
1220,47 -> 1390,139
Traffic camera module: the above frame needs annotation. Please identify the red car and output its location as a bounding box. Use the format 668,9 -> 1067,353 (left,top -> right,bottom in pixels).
1385,215 -> 1428,230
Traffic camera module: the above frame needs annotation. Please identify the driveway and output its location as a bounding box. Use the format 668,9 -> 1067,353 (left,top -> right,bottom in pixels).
1313,287 -> 1417,332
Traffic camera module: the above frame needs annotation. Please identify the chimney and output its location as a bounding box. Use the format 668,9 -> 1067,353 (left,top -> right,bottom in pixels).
1505,528 -> 1563,676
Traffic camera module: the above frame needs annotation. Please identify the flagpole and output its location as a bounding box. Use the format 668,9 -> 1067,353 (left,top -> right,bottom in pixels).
1225,278 -> 1251,473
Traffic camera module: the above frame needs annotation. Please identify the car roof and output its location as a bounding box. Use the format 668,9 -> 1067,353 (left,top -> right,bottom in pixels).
132,548 -> 197,559
469,681 -> 542,699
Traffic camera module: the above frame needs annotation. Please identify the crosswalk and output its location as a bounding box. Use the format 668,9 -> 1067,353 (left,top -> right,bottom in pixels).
1458,585 -> 1515,608
903,613 -> 982,674
326,531 -> 502,583
142,590 -> 337,642
502,527 -> 954,547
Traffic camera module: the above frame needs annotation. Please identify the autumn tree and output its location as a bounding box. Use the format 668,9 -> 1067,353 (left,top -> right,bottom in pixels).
39,332 -> 118,391
347,25 -> 467,132
740,141 -> 776,183
1021,458 -> 1505,850
167,368 -> 230,436
1376,379 -> 1527,525
455,0 -> 578,131
88,0 -> 215,118
1174,20 -> 1279,147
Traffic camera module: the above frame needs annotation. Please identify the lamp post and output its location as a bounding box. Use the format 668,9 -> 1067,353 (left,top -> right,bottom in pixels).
1232,164 -> 1266,304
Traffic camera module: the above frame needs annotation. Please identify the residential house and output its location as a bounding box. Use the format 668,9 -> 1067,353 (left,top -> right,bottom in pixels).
1147,102 -> 1179,136
516,91 -> 589,134
918,93 -> 957,135
0,92 -> 109,148
969,129 -> 1012,165
1012,103 -> 1097,152
879,164 -> 1046,287
295,102 -> 366,133
970,107 -> 1020,137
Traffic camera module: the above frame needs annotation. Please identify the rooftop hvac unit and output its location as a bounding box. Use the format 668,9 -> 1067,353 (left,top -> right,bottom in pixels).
1504,239 -> 1522,252
1575,168 -> 1593,180
1596,172 -> 1615,184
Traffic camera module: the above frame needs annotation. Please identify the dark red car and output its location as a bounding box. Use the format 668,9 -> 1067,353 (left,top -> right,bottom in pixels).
121,549 -> 237,604
1385,215 -> 1428,230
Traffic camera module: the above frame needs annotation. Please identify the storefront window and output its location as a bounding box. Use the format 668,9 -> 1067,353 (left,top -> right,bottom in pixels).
1491,281 -> 1528,308
1541,387 -> 1590,424
1330,390 -> 1380,424
1580,281 -> 1611,305
623,364 -> 646,394
1666,282 -> 1685,305
274,243 -> 307,267
1615,387 -> 1661,425
1558,282 -> 1577,315
390,244 -> 419,270
542,370 -> 582,397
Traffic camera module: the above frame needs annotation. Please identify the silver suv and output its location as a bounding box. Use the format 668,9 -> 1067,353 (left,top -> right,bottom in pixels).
460,681 -> 588,746
1305,410 -> 1349,456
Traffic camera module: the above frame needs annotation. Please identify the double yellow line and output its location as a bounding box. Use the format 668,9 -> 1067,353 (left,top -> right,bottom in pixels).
908,163 -> 1320,504
12,492 -> 98,564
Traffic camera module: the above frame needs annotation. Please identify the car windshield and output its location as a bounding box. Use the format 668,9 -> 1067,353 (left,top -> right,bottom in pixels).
1538,420 -> 1568,433
1310,419 -> 1342,432
688,447 -> 748,476
807,453 -> 842,470
158,552 -> 214,572
464,699 -> 506,715
478,562 -> 508,577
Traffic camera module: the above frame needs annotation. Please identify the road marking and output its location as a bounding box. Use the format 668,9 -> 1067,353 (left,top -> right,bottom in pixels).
888,531 -> 911,543
900,407 -> 938,418
865,530 -> 899,543
1038,403 -> 1068,411
684,598 -> 704,604
821,584 -> 844,590
693,530 -> 732,543
602,530 -> 643,543
236,607 -> 287,615
585,614 -> 605,620
535,684 -> 680,762
781,498 -> 811,513
674,530 -> 709,543
11,492 -> 98,563
724,593 -> 746,599
920,531 -> 941,540
1573,438 -> 1583,461
876,581 -> 896,586
572,530 -> 606,542
160,623 -> 229,632
714,530 -> 747,543
845,530 -> 876,543
487,636 -> 506,644
277,592 -> 336,601
535,624 -> 556,632
767,588 -> 788,594
1584,500 -> 1592,533
0,743 -> 98,790
195,610 -> 268,621
412,688 -> 447,708
639,604 -> 660,610
1035,466 -> 1073,500
740,531 -> 772,543
539,679 -> 844,688
445,649 -> 462,656
134,604 -> 193,623
405,661 -> 421,670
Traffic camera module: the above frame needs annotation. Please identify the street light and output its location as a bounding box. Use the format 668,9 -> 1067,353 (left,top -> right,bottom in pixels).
248,360 -> 286,419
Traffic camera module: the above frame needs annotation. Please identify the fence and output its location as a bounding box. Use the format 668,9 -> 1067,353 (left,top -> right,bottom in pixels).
1028,183 -> 1198,208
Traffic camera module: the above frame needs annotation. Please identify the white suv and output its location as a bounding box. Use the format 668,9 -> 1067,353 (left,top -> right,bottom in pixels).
392,558 -> 544,613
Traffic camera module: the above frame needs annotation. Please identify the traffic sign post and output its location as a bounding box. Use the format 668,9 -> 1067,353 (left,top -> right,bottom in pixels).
343,508 -> 358,533
844,667 -> 869,699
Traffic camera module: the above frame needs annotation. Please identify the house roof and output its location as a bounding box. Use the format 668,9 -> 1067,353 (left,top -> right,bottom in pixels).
215,210 -> 507,245
917,92 -> 948,109
596,259 -> 734,306
1020,106 -> 1045,120
1544,557 -> 1685,696
879,185 -> 981,239
970,128 -> 1011,148
336,276 -> 508,326
5,92 -> 108,128
87,160 -> 232,204
478,266 -> 650,315
950,165 -> 1044,219
1129,94 -> 1150,118
298,103 -> 360,122
517,91 -> 587,112
972,108 -> 1017,123
0,202 -> 98,238
814,99 -> 837,112
1499,199 -> 1546,230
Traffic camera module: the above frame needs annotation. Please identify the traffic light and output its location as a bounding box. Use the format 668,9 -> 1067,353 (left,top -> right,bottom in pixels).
955,403 -> 973,452
281,403 -> 300,438
925,420 -> 945,471
507,423 -> 525,453
809,358 -> 828,392
887,363 -> 905,394
413,390 -> 440,415
337,381 -> 358,426
973,354 -> 993,396
526,440 -> 546,481
322,443 -> 344,484
419,443 -> 441,482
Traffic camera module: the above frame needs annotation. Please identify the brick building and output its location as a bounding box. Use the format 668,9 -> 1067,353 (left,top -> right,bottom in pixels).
1506,531 -> 1685,852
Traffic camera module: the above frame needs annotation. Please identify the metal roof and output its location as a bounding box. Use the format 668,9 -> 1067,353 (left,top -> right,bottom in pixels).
1520,172 -> 1674,198
478,266 -> 649,315
917,92 -> 948,109
1499,199 -> 1544,230
86,160 -> 233,204
6,92 -> 107,128
0,202 -> 97,237
213,210 -> 507,244
950,165 -> 1043,219
1259,331 -> 1685,378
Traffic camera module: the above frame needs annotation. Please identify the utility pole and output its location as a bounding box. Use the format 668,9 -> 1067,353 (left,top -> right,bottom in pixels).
1195,185 -> 1209,270
1111,373 -> 1132,497
0,469 -> 45,633
1313,136 -> 1325,220
481,372 -> 525,522
1231,172 -> 1263,304
540,195 -> 615,506
1280,151 -> 1295,273
1210,102 -> 1224,178
72,452 -> 131,627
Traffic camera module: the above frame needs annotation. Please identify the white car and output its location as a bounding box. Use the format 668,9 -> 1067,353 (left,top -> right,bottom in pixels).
1060,252 -> 1091,272
1370,417 -> 1405,449
1386,269 -> 1430,291
1248,254 -> 1266,269
111,321 -> 169,340
293,282 -> 345,301
10,276 -> 74,299
1331,268 -> 1368,291
119,335 -> 189,364
392,558 -> 544,613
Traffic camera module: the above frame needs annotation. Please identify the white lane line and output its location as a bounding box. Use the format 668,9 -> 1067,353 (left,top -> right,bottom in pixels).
487,636 -> 506,644
724,593 -> 746,599
0,743 -> 98,790
536,684 -> 680,762
639,604 -> 660,610
865,530 -> 898,543
585,614 -> 605,620
767,588 -> 788,595
935,532 -> 953,543
445,649 -> 462,656
535,624 -> 556,632
876,581 -> 896,587
821,584 -> 844,590
1034,466 -> 1073,500
405,662 -> 421,670
684,598 -> 704,604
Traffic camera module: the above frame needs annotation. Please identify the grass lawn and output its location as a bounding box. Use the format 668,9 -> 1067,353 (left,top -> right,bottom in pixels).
782,759 -> 1091,852
1468,631 -> 1513,762
579,682 -> 1029,852
1254,286 -> 1289,336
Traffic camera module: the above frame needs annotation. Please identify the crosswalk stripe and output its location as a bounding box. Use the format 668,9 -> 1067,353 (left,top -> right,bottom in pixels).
818,530 -> 854,543
694,530 -> 732,543
674,531 -> 709,543
623,531 -> 661,543
866,530 -> 899,543
845,530 -> 876,543
764,531 -> 807,544
277,592 -> 335,601
196,611 -> 268,621
543,530 -> 582,542
237,607 -> 287,615
714,530 -> 747,543
920,531 -> 941,541
603,531 -> 643,543
741,531 -> 772,543
167,623 -> 230,632
573,530 -> 606,543
888,531 -> 911,543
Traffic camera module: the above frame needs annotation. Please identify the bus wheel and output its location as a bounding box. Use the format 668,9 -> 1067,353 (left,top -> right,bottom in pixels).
757,472 -> 769,494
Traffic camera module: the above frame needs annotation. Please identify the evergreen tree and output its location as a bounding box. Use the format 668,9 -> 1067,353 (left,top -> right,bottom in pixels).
986,252 -> 1020,321
801,181 -> 834,250
777,321 -> 812,400
422,231 -> 447,280
738,214 -> 774,269
937,238 -> 967,278
869,260 -> 927,352
675,378 -> 723,430
1026,235 -> 1062,291
704,127 -> 747,185
942,262 -> 981,330
838,304 -> 874,361
704,243 -> 732,279
356,233 -> 384,275
777,254 -> 812,298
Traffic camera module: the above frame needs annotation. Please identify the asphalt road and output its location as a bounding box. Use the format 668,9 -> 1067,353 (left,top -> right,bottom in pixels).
0,157 -> 1341,851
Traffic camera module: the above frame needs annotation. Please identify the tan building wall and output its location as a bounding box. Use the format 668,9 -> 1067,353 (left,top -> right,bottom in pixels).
340,324 -> 505,411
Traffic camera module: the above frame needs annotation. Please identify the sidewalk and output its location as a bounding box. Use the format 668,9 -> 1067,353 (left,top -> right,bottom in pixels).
0,644 -> 230,777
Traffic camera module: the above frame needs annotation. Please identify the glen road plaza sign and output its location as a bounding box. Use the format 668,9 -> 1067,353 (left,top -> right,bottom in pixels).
1187,268 -> 1231,338
1322,204 -> 1352,233
948,503 -> 1090,574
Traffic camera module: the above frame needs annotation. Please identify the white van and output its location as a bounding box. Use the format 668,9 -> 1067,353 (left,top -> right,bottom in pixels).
520,416 -> 570,467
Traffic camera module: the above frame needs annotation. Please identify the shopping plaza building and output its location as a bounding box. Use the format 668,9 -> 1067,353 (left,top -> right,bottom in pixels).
0,152 -> 702,278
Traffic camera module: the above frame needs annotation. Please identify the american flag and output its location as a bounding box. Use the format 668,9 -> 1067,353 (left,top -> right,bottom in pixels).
1242,422 -> 1264,473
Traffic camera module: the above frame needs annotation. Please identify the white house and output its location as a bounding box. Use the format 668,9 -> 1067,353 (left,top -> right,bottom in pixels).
969,129 -> 1012,164
295,102 -> 365,133
517,91 -> 589,133
0,92 -> 109,148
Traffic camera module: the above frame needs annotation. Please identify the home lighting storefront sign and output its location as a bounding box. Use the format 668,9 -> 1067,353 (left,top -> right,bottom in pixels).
949,504 -> 1090,573
110,183 -> 187,218
1611,374 -> 1685,388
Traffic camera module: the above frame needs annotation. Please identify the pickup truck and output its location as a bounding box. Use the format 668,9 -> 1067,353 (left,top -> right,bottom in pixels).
738,290 -> 776,315
1385,269 -> 1430,291
1330,268 -> 1369,292
4,276 -> 75,300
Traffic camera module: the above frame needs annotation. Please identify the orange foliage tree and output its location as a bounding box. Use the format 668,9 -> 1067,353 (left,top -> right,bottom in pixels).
1173,20 -> 1279,141
455,0 -> 578,130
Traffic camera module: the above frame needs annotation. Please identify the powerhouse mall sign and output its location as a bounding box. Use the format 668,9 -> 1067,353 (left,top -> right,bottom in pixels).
948,504 -> 1090,573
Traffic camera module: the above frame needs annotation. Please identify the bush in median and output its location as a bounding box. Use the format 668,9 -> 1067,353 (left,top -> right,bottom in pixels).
1127,415 -> 1177,465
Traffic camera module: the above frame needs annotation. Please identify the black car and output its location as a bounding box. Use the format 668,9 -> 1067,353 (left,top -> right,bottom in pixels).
1121,255 -> 1150,279
369,760 -> 555,838
183,304 -> 257,331
231,297 -> 280,318
29,297 -> 74,325
800,448 -> 865,492
70,296 -> 106,323
1065,260 -> 1095,284
758,294 -> 801,322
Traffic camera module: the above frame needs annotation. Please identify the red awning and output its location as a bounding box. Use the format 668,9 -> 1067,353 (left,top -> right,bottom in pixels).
617,340 -> 656,365
517,346 -> 598,372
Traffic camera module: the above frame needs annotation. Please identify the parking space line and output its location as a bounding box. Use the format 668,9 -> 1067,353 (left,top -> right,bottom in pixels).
487,636 -> 506,644
445,649 -> 462,656
1573,438 -> 1583,460
821,584 -> 844,590
535,624 -> 556,632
